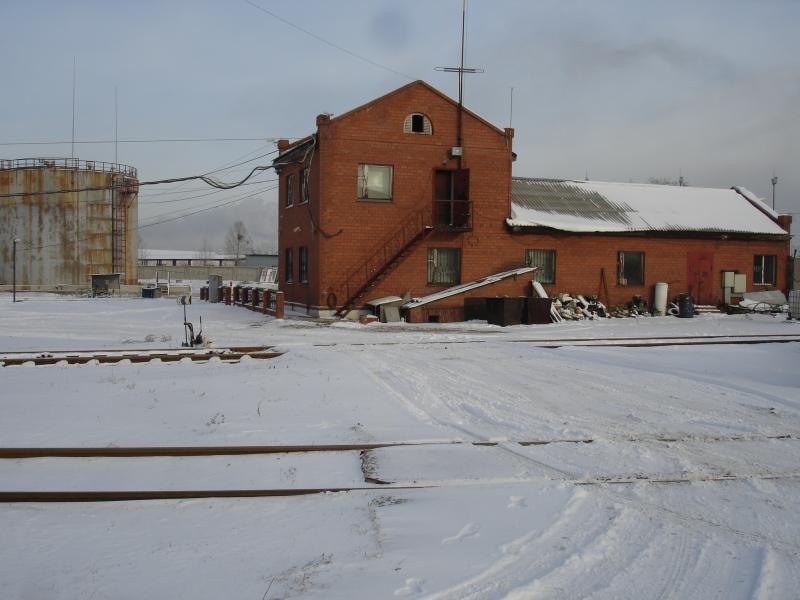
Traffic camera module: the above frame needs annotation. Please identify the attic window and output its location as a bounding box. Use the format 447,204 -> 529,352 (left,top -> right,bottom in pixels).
404,113 -> 432,135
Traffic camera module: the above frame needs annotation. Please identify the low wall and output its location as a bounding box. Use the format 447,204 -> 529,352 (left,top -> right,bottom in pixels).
0,284 -> 143,297
137,265 -> 262,282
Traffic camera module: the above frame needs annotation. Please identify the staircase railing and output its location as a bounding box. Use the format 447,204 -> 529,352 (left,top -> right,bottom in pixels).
333,203 -> 433,315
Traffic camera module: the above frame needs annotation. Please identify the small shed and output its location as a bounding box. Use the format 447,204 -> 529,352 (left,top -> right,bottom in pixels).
366,296 -> 405,322
91,273 -> 121,297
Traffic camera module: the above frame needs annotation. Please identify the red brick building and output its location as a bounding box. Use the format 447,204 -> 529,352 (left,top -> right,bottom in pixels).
274,80 -> 791,321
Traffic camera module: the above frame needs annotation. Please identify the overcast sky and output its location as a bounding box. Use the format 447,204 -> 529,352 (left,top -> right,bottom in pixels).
2,0 -> 798,253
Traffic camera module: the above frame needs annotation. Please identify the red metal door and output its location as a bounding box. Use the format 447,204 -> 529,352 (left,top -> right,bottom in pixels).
687,251 -> 714,304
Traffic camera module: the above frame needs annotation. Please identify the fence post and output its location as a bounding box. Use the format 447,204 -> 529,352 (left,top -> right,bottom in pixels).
251,288 -> 258,311
224,286 -> 231,305
275,291 -> 285,319
262,289 -> 270,314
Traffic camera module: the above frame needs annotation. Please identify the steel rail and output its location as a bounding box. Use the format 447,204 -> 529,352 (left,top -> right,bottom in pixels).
1,433 -> 794,459
2,472 -> 799,503
318,333 -> 800,348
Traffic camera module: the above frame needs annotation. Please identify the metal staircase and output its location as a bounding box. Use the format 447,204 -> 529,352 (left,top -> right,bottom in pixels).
333,205 -> 433,318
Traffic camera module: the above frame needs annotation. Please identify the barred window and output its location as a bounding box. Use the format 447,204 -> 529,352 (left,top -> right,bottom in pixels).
525,249 -> 556,284
357,164 -> 393,201
618,251 -> 644,286
300,168 -> 310,204
754,255 -> 776,285
427,248 -> 461,286
299,246 -> 308,283
286,174 -> 294,207
284,248 -> 293,284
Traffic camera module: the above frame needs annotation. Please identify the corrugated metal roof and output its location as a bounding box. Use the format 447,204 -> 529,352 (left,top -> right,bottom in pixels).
508,178 -> 787,236
138,249 -> 242,261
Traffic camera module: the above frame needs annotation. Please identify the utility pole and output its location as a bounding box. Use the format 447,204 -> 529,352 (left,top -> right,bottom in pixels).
12,238 -> 20,303
771,174 -> 778,211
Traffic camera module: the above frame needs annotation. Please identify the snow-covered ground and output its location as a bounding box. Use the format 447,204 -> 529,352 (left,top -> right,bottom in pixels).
1,294 -> 799,599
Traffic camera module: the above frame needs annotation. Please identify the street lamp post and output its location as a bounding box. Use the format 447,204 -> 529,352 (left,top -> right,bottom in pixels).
12,238 -> 20,303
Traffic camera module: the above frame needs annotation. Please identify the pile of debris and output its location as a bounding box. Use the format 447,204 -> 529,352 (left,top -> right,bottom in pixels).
536,286 -> 684,322
551,293 -> 608,320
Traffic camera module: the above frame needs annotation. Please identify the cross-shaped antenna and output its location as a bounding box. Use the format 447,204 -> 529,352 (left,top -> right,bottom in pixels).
435,0 -> 483,153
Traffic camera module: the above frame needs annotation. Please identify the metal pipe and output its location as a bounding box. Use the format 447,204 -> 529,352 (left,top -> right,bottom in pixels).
12,238 -> 20,303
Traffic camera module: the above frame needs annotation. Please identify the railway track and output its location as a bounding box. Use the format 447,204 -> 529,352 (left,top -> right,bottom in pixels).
0,346 -> 283,366
1,432 -> 794,458
317,333 -> 800,348
1,434 -> 797,502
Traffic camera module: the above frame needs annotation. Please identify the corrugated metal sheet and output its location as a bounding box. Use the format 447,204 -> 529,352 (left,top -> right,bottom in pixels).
508,178 -> 788,236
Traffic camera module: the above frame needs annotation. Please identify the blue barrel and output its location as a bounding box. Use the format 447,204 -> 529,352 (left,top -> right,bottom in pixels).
678,293 -> 694,318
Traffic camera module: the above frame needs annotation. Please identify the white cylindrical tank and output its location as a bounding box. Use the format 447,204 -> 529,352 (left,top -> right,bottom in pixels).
654,282 -> 668,316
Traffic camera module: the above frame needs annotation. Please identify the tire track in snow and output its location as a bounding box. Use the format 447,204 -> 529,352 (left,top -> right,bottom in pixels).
360,349 -> 573,479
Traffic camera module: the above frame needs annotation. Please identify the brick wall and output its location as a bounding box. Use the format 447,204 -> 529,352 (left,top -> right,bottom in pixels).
277,81 -> 791,315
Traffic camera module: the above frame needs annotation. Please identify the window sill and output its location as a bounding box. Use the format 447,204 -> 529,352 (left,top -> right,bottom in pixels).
357,198 -> 392,203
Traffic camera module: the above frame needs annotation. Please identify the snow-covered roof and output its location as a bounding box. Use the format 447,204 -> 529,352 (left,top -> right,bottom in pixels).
138,249 -> 242,260
403,267 -> 536,309
507,178 -> 787,236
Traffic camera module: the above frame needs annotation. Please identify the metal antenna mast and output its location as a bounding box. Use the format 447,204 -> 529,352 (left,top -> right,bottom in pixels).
435,0 -> 483,160
771,173 -> 778,211
71,57 -> 76,159
114,85 -> 118,163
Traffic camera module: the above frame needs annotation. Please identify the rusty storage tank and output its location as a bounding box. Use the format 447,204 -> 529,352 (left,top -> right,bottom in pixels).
0,158 -> 139,288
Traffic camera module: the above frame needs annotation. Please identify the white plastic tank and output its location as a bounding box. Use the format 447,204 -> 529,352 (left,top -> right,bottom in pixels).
654,282 -> 669,316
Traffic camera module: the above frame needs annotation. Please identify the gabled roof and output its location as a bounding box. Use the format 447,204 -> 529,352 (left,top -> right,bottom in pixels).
327,80 -> 508,136
273,81 -> 508,165
403,267 -> 536,309
507,178 -> 787,236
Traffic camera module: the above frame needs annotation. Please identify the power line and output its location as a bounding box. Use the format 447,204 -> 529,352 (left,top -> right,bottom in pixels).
243,0 -> 415,81
137,185 -> 278,230
0,161 -> 282,199
140,178 -> 278,204
139,184 -> 274,223
18,184 -> 278,252
0,137 -> 302,147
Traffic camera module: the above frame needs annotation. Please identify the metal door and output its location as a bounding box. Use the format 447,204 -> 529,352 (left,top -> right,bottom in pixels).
687,251 -> 714,304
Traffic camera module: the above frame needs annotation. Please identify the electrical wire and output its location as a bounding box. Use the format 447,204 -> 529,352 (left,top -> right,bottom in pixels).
0,160 -> 282,199
141,179 -> 278,205
139,178 -> 275,198
243,0 -> 415,81
0,137 -> 301,147
16,184 -> 278,252
139,183 -> 277,222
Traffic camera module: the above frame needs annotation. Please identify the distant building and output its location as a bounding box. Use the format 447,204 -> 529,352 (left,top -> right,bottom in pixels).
240,253 -> 279,268
273,80 -> 792,320
138,249 -> 241,267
